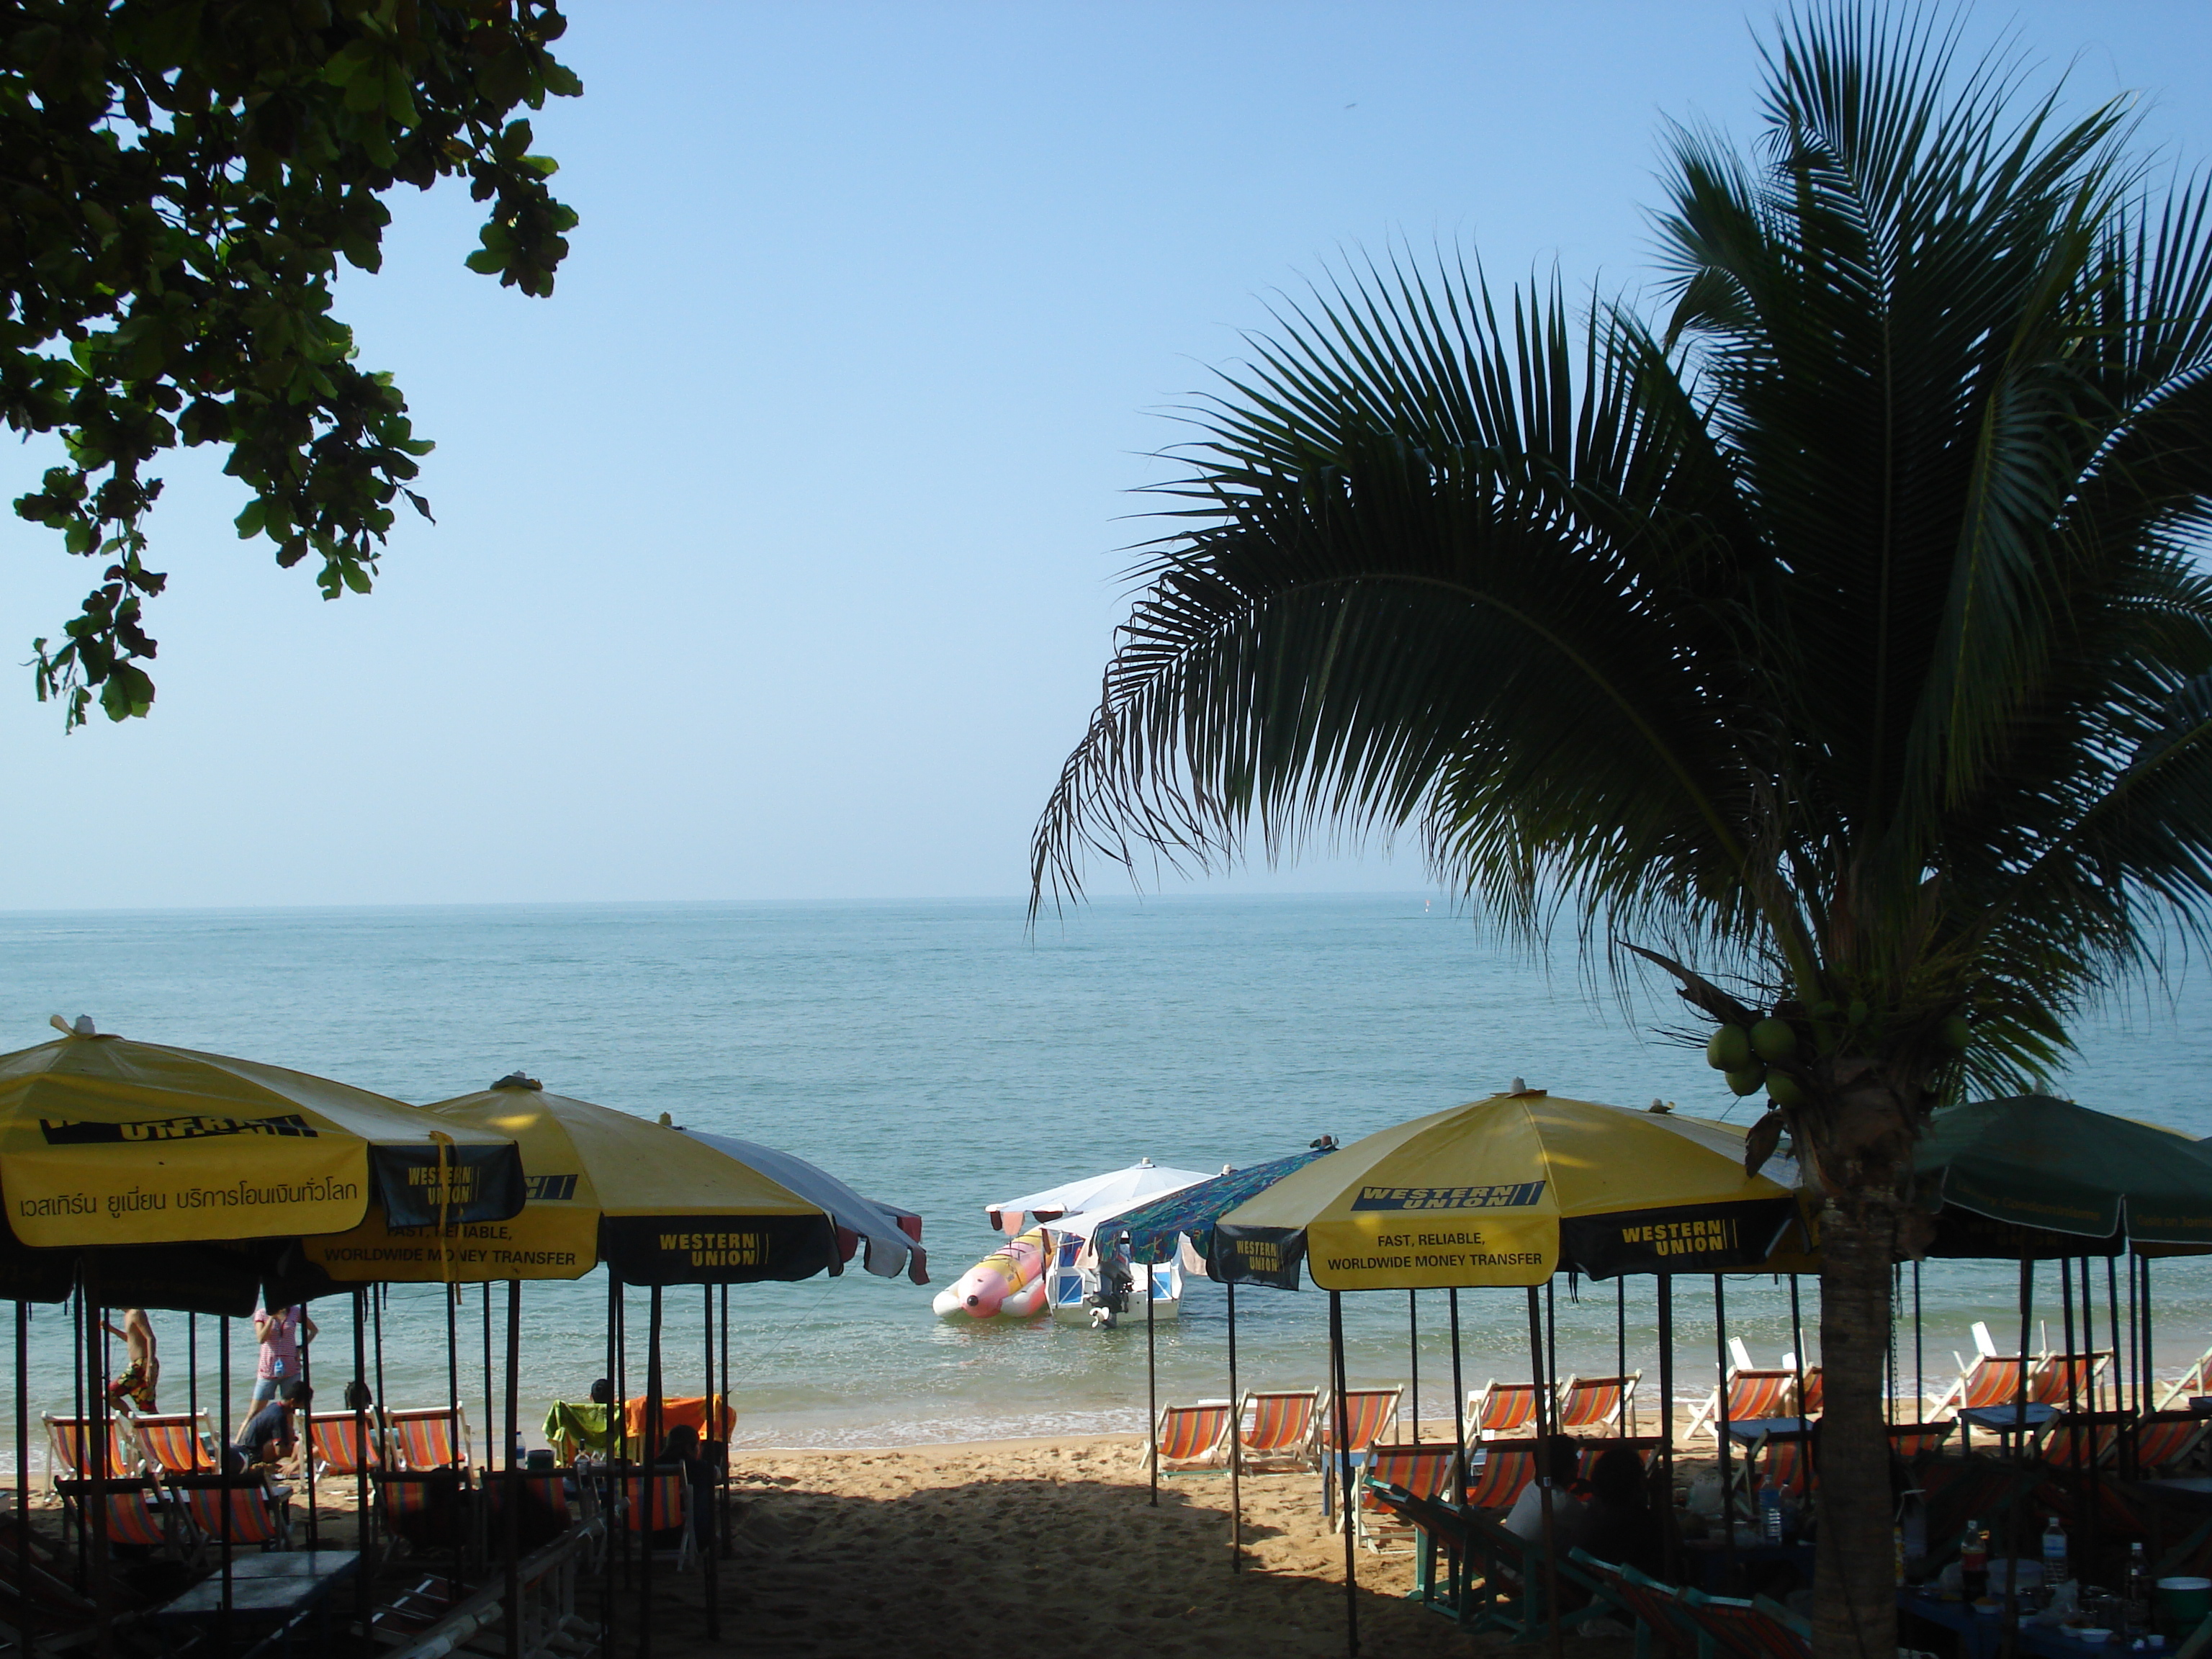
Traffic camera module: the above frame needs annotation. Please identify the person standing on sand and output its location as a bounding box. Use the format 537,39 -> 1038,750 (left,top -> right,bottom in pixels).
103,1308 -> 158,1412
250,1298 -> 316,1406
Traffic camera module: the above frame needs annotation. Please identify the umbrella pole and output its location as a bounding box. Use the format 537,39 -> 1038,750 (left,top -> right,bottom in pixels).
1449,1290 -> 1466,1486
1408,1289 -> 1420,1443
1227,1277 -> 1241,1573
219,1311 -> 233,1628
2005,1254 -> 2033,1659
83,1267 -> 110,1659
1526,1285 -> 1563,1659
1617,1278 -> 1629,1436
2064,1257 -> 2090,1573
189,1312 -> 198,1455
302,1312 -> 318,1547
69,1283 -> 82,1588
1714,1274 -> 1736,1582
702,1282 -> 719,1638
15,1298 -> 29,1654
1146,1236 -> 1158,1509
1789,1274 -> 1807,1429
2143,1256 -> 2154,1418
1658,1275 -> 1677,1582
640,1285 -> 663,1659
2105,1255 -> 2122,1417
504,1280 -> 522,1659
719,1284 -> 731,1560
1545,1278 -> 1557,1423
1915,1262 -> 1924,1421
353,1288 -> 373,1621
1887,1264 -> 1899,1426
482,1285 -> 493,1480
446,1281 -> 459,1455
1330,1290 -> 1358,1659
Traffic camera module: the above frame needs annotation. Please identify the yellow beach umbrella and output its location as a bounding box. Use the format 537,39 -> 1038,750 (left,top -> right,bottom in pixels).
301,1076 -> 840,1285
1213,1085 -> 1804,1291
0,1020 -> 522,1249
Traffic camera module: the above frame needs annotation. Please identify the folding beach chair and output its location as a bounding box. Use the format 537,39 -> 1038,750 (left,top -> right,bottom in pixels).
1453,1501 -> 1616,1642
2038,1411 -> 2126,1472
2033,1351 -> 2114,1409
1317,1387 -> 1401,1517
127,1411 -> 219,1476
1150,1401 -> 1233,1475
1929,1323 -> 2032,1419
54,1476 -> 186,1559
2159,1345 -> 2212,1412
1557,1373 -> 1641,1434
1465,1440 -> 1539,1512
385,1404 -> 470,1472
373,1469 -> 468,1554
1676,1586 -> 1813,1659
307,1410 -> 384,1478
1367,1483 -> 1477,1617
169,1473 -> 290,1552
1470,1380 -> 1542,1439
40,1413 -> 133,1491
1794,1366 -> 1823,1418
1887,1421 -> 1955,1462
1236,1389 -> 1319,1473
1574,1551 -> 1704,1659
1352,1441 -> 1462,1552
1686,1370 -> 1798,1441
480,1471 -> 576,1556
2136,1411 -> 2210,1475
613,1470 -> 694,1573
1761,1431 -> 1816,1499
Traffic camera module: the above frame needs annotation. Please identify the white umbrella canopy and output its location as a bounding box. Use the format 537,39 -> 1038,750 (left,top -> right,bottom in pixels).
987,1159 -> 1214,1236
680,1129 -> 927,1285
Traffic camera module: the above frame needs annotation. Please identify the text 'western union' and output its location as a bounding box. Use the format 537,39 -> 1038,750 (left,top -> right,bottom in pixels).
1619,1216 -> 1738,1255
1350,1181 -> 1545,1213
658,1232 -> 767,1267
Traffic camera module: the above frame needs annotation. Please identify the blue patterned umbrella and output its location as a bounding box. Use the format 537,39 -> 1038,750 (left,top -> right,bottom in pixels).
1092,1143 -> 1337,1264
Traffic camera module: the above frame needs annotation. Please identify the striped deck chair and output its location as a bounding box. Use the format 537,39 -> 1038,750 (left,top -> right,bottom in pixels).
2033,1352 -> 2113,1409
307,1411 -> 384,1478
1931,1323 -> 2033,1419
1470,1380 -> 1542,1439
2136,1412 -> 2209,1475
2159,1346 -> 2212,1412
171,1475 -> 289,1552
1887,1422 -> 1955,1462
1796,1367 -> 1823,1418
1151,1401 -> 1233,1475
1687,1370 -> 1797,1441
1352,1441 -> 1462,1552
373,1470 -> 467,1552
55,1477 -> 182,1557
2039,1412 -> 2126,1472
1557,1374 -> 1640,1434
614,1470 -> 693,1572
385,1405 -> 469,1471
1677,1588 -> 1812,1659
1761,1432 -> 1816,1498
1318,1387 -> 1402,1519
1237,1390 -> 1319,1473
41,1414 -> 133,1490
1467,1440 -> 1539,1512
1575,1439 -> 1657,1483
130,1412 -> 218,1475
1574,1551 -> 1704,1659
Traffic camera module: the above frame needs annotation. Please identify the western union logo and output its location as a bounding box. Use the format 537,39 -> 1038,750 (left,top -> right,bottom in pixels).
658,1231 -> 767,1269
1619,1215 -> 1739,1256
40,1112 -> 319,1144
1236,1238 -> 1283,1270
1351,1181 -> 1545,1213
523,1174 -> 579,1202
405,1164 -> 482,1200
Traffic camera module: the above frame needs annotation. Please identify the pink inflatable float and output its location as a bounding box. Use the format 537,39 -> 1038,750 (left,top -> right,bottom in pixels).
932,1226 -> 1049,1319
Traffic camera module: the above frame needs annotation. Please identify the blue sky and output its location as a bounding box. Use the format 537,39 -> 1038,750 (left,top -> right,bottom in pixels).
1,2 -> 2206,907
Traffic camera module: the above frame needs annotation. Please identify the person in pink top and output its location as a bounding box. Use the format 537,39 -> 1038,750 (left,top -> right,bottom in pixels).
250,1298 -> 318,1406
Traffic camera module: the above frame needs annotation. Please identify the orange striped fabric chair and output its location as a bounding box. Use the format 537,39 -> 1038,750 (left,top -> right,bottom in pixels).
1795,1367 -> 1823,1417
1469,1381 -> 1542,1439
56,1478 -> 181,1557
1556,1374 -> 1640,1434
1352,1442 -> 1462,1551
614,1471 -> 694,1572
41,1415 -> 134,1488
2038,1414 -> 2124,1472
1761,1433 -> 1815,1498
129,1413 -> 218,1476
1887,1422 -> 1954,1461
2033,1352 -> 2113,1409
2135,1412 -> 2208,1475
621,1395 -> 734,1445
171,1477 -> 289,1552
1688,1371 -> 1798,1439
1151,1401 -> 1234,1475
1930,1342 -> 2033,1419
1318,1388 -> 1403,1461
373,1469 -> 467,1551
1466,1441 -> 1539,1512
307,1411 -> 383,1478
1236,1390 -> 1319,1472
2159,1346 -> 2212,1411
385,1406 -> 469,1472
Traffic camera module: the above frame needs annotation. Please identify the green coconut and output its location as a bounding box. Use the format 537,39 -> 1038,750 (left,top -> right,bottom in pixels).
1766,1071 -> 1807,1110
1725,1064 -> 1768,1097
1707,1025 -> 1752,1071
1750,1017 -> 1798,1063
1939,1013 -> 1972,1053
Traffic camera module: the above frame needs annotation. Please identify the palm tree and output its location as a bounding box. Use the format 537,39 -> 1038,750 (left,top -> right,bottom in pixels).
1033,9 -> 2212,1652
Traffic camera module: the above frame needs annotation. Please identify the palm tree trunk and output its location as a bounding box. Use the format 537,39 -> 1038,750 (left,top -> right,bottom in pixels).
1812,1191 -> 1899,1659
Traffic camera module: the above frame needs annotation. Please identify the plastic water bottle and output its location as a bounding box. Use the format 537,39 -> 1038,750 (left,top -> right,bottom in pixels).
2126,1542 -> 2150,1632
2044,1516 -> 2069,1587
1761,1479 -> 1784,1544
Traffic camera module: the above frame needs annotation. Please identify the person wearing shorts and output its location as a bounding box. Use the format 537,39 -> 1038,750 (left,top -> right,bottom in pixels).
103,1308 -> 158,1412
250,1299 -> 318,1406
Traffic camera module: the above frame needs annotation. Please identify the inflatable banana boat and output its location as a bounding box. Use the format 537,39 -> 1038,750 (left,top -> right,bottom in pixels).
932,1226 -> 1050,1319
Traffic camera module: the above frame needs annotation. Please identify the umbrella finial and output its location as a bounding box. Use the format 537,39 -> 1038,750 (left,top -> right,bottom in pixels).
1649,1098 -> 1673,1114
50,1014 -> 95,1037
658,1112 -> 673,1127
1510,1076 -> 1527,1092
490,1071 -> 542,1091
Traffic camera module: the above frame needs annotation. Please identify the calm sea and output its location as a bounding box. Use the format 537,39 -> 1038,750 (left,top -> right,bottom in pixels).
4,894 -> 2208,1461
